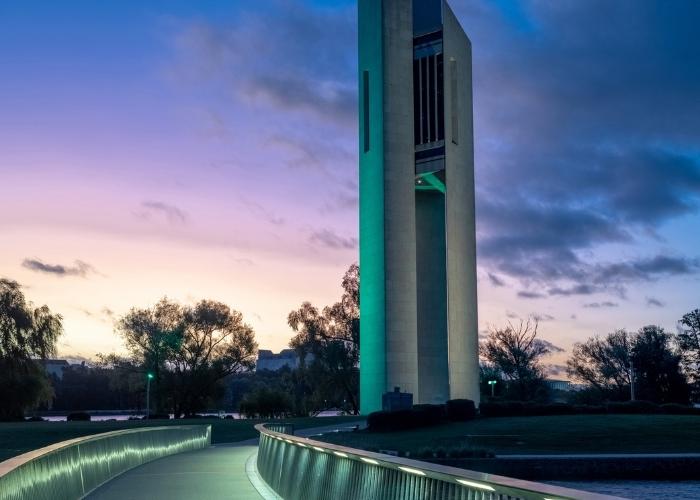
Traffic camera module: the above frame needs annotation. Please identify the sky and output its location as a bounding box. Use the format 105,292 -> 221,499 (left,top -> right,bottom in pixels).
1,1 -> 699,373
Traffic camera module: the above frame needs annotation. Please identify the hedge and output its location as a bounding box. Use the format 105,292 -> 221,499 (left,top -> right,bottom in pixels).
479,400 -> 700,417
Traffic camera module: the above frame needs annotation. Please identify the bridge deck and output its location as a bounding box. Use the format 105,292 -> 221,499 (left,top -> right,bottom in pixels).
86,443 -> 263,500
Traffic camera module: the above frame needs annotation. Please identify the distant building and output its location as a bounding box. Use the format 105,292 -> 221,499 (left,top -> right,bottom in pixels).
256,349 -> 300,372
39,359 -> 70,380
546,379 -> 585,392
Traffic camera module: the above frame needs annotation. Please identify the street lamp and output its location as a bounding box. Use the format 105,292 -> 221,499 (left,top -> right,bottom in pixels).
146,373 -> 154,420
487,380 -> 497,397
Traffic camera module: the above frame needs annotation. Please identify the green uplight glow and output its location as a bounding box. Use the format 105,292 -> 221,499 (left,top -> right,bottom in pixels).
359,0 -> 387,416
147,373 -> 154,379
360,457 -> 379,465
457,479 -> 495,491
333,451 -> 348,458
312,446 -> 325,452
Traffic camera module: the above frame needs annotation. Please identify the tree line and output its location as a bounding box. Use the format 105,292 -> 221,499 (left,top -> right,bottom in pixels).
480,309 -> 700,405
2,266 -> 699,420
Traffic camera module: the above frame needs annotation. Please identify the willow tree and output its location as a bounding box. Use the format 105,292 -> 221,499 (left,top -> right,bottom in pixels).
0,279 -> 63,420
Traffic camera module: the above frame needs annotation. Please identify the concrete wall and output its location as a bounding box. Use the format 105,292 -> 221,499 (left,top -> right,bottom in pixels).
443,1 -> 480,404
382,0 -> 419,400
415,190 -> 449,404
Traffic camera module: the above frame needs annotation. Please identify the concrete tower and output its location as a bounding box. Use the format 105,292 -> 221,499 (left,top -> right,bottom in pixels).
359,0 -> 479,414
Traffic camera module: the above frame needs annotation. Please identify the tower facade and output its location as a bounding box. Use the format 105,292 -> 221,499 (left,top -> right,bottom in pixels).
359,0 -> 479,414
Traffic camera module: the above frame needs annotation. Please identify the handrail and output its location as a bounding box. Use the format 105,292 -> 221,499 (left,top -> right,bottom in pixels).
255,423 -> 623,500
0,425 -> 211,500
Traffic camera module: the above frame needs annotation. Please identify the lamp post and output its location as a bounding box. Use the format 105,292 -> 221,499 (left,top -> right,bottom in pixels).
488,380 -> 497,397
146,373 -> 154,419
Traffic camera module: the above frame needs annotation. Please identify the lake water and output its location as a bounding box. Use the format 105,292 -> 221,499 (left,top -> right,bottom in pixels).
551,480 -> 700,499
40,410 -> 343,422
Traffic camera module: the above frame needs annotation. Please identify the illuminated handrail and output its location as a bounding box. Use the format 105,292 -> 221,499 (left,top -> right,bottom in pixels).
255,423 -> 623,500
0,425 -> 211,500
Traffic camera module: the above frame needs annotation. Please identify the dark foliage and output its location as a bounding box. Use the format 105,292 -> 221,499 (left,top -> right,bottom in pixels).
367,404 -> 446,432
239,387 -> 292,419
479,400 -> 700,417
446,399 -> 477,421
67,412 -> 91,421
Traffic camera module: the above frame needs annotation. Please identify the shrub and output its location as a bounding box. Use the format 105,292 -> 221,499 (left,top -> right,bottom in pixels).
67,412 -> 91,421
25,416 -> 45,422
367,405 -> 445,432
147,413 -> 170,420
446,399 -> 476,421
607,400 -> 659,414
412,404 -> 446,426
479,401 -> 526,417
660,403 -> 699,415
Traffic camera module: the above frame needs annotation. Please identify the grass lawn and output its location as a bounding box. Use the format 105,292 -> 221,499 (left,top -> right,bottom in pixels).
317,415 -> 700,456
0,416 -> 359,462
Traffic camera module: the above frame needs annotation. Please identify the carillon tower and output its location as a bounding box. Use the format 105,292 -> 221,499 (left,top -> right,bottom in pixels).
359,0 -> 479,414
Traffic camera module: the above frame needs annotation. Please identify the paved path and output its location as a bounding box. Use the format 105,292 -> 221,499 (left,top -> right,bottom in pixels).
86,444 -> 264,500
87,420 -> 364,500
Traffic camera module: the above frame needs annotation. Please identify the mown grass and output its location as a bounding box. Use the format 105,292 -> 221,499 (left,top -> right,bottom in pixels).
317,415 -> 700,456
0,416 -> 359,462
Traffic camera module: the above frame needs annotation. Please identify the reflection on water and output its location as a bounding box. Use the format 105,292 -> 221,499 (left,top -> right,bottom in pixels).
550,480 -> 700,500
39,410 -> 343,422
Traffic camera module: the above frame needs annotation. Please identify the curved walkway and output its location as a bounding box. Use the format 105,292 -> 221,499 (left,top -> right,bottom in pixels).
87,421 -> 363,500
86,443 -> 264,500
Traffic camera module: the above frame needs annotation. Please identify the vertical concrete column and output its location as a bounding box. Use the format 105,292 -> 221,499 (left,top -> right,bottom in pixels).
382,0 -> 419,400
443,1 -> 480,404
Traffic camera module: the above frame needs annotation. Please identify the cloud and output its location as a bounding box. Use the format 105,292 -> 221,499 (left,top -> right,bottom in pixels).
460,1 -> 700,296
545,364 -> 569,377
532,313 -> 555,322
22,259 -> 96,278
172,1 -> 356,129
646,297 -> 665,308
136,201 -> 187,225
239,197 -> 285,226
517,290 -> 546,299
547,284 -> 598,297
584,301 -> 619,309
309,229 -> 358,250
488,273 -> 506,287
539,340 -> 565,354
166,1 -> 700,299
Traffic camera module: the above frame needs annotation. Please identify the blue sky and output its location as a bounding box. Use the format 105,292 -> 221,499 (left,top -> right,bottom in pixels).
1,1 -> 699,373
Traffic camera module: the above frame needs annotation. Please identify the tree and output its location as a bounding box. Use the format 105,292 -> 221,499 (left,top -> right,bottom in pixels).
288,263 -> 359,414
117,298 -> 184,412
239,387 -> 292,419
479,319 -> 550,401
677,309 -> 700,399
568,326 -> 690,404
170,300 -> 258,417
0,279 -> 63,420
632,325 -> 689,404
117,298 -> 257,416
567,329 -> 633,401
